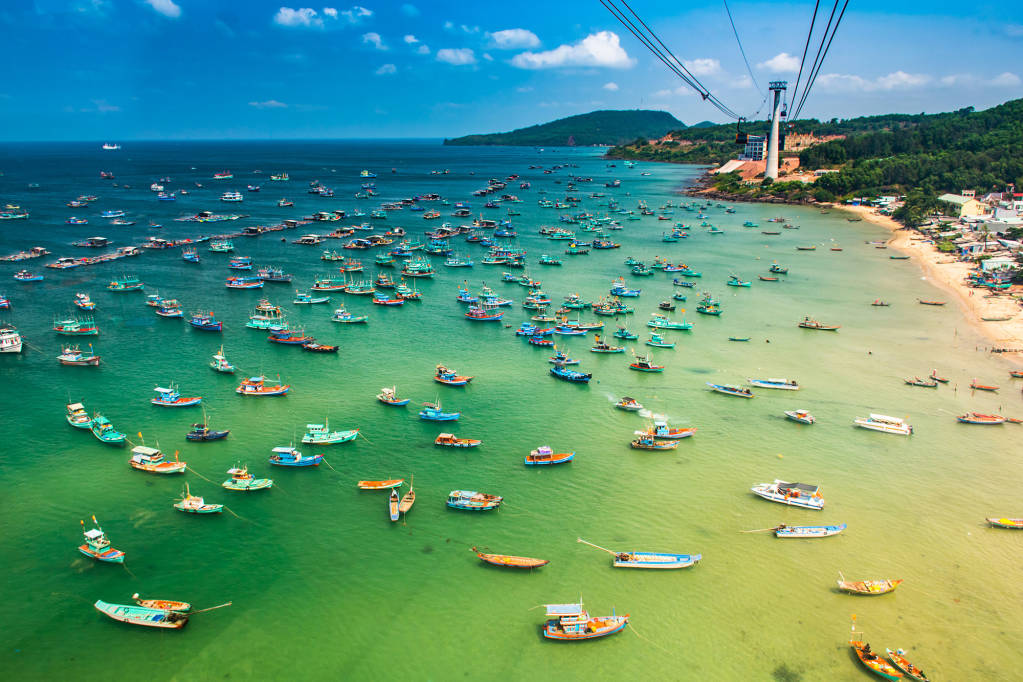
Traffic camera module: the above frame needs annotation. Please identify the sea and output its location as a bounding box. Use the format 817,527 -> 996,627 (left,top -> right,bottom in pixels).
0,141 -> 1019,681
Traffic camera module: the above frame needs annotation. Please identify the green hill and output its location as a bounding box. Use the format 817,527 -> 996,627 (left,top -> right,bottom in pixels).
443,110 -> 684,147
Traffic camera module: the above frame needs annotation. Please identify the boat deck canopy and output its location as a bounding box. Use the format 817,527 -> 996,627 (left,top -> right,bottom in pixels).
84,529 -> 104,539
68,403 -> 84,410
778,481 -> 819,494
545,603 -> 584,617
271,446 -> 298,454
132,446 -> 161,456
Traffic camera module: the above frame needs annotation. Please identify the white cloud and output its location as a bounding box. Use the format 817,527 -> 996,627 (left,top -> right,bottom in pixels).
323,7 -> 338,18
511,31 -> 634,70
375,63 -> 397,75
145,0 -> 181,19
404,34 -> 418,44
939,73 -> 971,86
816,70 -> 931,92
416,45 -> 430,55
443,21 -> 453,30
758,52 -> 800,73
483,53 -> 493,61
249,100 -> 288,109
274,7 -> 321,27
682,58 -> 720,76
401,4 -> 419,17
487,28 -> 540,49
653,86 -> 695,98
437,48 -> 476,66
731,74 -> 753,89
362,32 -> 387,50
74,0 -> 111,14
988,71 -> 1021,87
603,81 -> 619,91
340,5 -> 372,23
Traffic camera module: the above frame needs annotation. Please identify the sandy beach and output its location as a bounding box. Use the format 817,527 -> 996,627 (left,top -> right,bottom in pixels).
838,203 -> 1023,363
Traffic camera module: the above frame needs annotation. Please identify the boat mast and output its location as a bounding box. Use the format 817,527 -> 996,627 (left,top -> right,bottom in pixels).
577,538 -> 617,555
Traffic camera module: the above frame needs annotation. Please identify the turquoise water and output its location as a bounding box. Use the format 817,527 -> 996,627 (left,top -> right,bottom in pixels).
1,142 -> 1020,680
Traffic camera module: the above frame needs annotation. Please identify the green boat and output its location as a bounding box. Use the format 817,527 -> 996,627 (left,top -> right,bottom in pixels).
374,254 -> 395,266
538,255 -> 562,266
613,326 -> 638,340
107,275 -> 144,292
209,240 -> 234,253
696,304 -> 722,316
631,265 -> 654,277
624,257 -> 642,266
90,414 -> 127,445
564,243 -> 590,255
728,336 -> 751,342
648,315 -> 693,330
678,268 -> 702,277
645,333 -> 675,348
222,465 -> 273,491
94,600 -> 189,629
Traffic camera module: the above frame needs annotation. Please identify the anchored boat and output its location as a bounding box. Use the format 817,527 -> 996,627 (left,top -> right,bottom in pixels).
174,484 -> 223,514
542,603 -> 628,641
524,445 -> 574,465
447,490 -> 503,511
222,464 -> 273,491
473,547 -> 549,568
269,446 -> 323,467
94,601 -> 188,629
854,414 -> 912,435
751,480 -> 824,510
302,420 -> 358,444
78,517 -> 125,563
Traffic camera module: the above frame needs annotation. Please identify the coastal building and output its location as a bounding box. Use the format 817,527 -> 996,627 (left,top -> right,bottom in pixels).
938,191 -> 989,218
741,135 -> 766,161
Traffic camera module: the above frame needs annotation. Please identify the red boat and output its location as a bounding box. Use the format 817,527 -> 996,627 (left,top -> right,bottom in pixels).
970,380 -> 999,392
269,330 -> 314,345
472,546 -> 549,568
435,364 -> 473,386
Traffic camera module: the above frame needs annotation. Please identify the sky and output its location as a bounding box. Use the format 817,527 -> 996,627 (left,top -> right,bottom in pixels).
0,0 -> 1021,140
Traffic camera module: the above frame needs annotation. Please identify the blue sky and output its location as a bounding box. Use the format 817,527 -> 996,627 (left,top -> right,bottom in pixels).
1,0 -> 1020,140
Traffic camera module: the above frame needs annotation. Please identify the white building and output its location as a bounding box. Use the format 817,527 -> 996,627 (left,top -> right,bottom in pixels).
741,135 -> 766,161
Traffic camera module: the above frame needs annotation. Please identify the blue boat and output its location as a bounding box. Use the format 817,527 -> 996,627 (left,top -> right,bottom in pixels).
446,490 -> 503,511
269,446 -> 323,467
774,523 -> 846,538
151,385 -> 202,407
550,364 -> 592,383
548,349 -> 580,365
419,401 -> 460,421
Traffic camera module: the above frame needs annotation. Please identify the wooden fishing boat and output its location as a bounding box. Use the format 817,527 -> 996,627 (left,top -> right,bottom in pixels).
293,291 -> 331,304
796,245 -> 817,251
151,385 -> 202,407
524,445 -> 574,465
590,334 -> 624,353
550,364 -> 592,383
133,594 -> 192,612
970,379 -> 999,391
398,478 -> 415,514
886,649 -> 930,681
435,433 -> 482,448
472,547 -> 548,568
389,489 -> 400,521
236,375 -> 290,396
630,436 -> 678,450
186,416 -> 229,441
751,480 -> 824,510
707,383 -> 753,398
957,412 -> 1006,425
986,517 -> 1023,529
548,349 -> 580,365
577,537 -> 699,569
615,396 -> 643,411
90,414 -> 126,444
774,523 -> 846,538
173,483 -> 223,514
74,292 -> 96,310
435,364 -> 474,386
419,400 -> 460,420
269,446 -> 323,467
302,420 -> 357,444
928,370 -> 949,383
358,479 -> 404,490
904,377 -> 938,388
769,264 -> 788,274
130,445 -> 186,474
837,578 -> 903,595
1010,370 -> 1023,379
917,299 -> 946,306
851,641 -> 902,680
331,307 -> 369,323
66,402 -> 92,429
189,311 -> 223,331
222,465 -> 273,491
784,409 -> 815,424
53,316 -> 99,336
729,336 -> 750,342
377,386 -> 410,406
447,490 -> 503,511
798,317 -> 840,331
542,603 -> 628,641
57,344 -> 101,366
871,299 -> 890,306
78,517 -> 125,563
759,276 -> 779,281
629,353 -> 664,372
749,377 -> 799,390
94,600 -> 188,629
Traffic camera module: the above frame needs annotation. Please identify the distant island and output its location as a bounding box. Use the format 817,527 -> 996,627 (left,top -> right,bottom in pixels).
444,109 -> 684,147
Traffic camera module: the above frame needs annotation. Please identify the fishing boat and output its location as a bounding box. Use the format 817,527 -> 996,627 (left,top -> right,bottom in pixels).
269,445 -> 323,467
222,465 -> 273,491
302,420 -> 358,444
305,340 -> 340,353
189,311 -> 223,331
357,480 -> 404,490
331,307 -> 369,323
644,333 -> 676,349
769,264 -> 788,274
904,376 -> 938,388
796,245 -> 817,251
986,517 -> 1023,529
748,378 -> 799,390
590,335 -> 624,353
630,436 -> 677,450
182,247 -> 200,263
151,385 -> 201,407
524,445 -> 574,465
784,410 -> 815,424
727,275 -> 751,287
94,600 -> 188,629
837,578 -> 903,595
542,603 -> 628,641
854,414 -> 912,435
419,400 -> 460,421
435,364 -> 474,385
929,370 -> 949,383
209,345 -> 235,373
759,276 -> 779,282
377,386 -> 410,406
398,478 -> 415,514
53,316 -> 99,336
446,490 -> 503,511
957,412 -> 1006,425
186,418 -> 229,441
970,379 -> 999,392
435,433 -> 482,448
729,336 -> 751,342
751,480 -> 824,510
78,517 -> 125,563
886,649 -> 930,682
613,326 -> 638,340
472,547 -> 548,569
798,317 -> 839,331
648,314 -> 693,331
107,275 -> 144,292
74,293 -> 96,310
850,640 -> 902,681
634,421 -> 695,440
13,270 -> 43,282
388,489 -> 401,522
1011,371 -> 1023,379
627,351 -> 665,372
578,538 -> 700,569
130,445 -> 187,474
774,523 -> 846,538
236,375 -> 290,396
90,413 -> 126,444
156,300 -> 183,318
548,349 -> 580,365
550,364 -> 592,383
57,344 -> 101,366
66,402 -> 92,428
917,299 -> 946,306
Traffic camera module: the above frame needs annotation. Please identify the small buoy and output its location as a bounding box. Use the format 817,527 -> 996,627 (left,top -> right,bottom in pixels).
777,454 -> 784,459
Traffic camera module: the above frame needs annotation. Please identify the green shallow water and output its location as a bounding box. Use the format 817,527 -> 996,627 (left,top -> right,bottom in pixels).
0,143 -> 1020,680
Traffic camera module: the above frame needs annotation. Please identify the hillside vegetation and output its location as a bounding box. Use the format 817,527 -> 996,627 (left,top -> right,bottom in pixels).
443,110 -> 684,147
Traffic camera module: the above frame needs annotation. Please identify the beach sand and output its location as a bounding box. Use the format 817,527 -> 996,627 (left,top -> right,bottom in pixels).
839,203 -> 1023,363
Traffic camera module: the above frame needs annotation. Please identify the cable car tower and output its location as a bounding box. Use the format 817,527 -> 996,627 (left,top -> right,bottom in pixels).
765,81 -> 787,180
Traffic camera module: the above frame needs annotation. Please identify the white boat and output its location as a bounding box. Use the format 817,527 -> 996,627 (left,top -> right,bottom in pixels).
0,326 -> 23,353
101,143 -> 121,150
749,377 -> 799,390
301,419 -> 359,444
220,191 -> 243,202
854,413 -> 912,435
774,523 -> 846,538
784,409 -> 815,424
751,480 -> 824,510
150,183 -> 165,192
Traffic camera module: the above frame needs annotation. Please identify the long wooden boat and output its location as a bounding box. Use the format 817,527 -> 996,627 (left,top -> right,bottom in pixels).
837,578 -> 903,595
917,299 -> 946,306
133,594 -> 191,612
774,523 -> 846,538
358,479 -> 404,490
957,412 -> 1005,424
904,377 -> 938,388
886,648 -> 930,681
435,433 -> 482,448
542,603 -> 628,641
94,600 -> 188,629
798,317 -> 840,330
174,483 -> 223,514
630,437 -> 678,450
524,446 -> 574,465
389,489 -> 400,522
447,490 -> 502,511
472,546 -> 549,568
970,379 -> 999,391
707,382 -> 754,398
577,538 -> 699,568
398,478 -> 415,514
221,465 -> 273,491
850,640 -> 902,680
986,517 -> 1023,529
633,421 -> 696,439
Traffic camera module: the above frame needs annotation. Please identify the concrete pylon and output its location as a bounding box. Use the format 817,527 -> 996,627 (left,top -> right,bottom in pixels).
765,81 -> 787,180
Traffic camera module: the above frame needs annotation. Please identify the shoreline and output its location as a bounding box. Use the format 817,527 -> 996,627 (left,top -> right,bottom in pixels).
835,204 -> 1023,363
